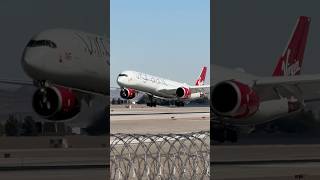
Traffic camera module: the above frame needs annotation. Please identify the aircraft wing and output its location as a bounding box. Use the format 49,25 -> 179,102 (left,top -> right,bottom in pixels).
0,78 -> 103,95
253,74 -> 320,102
188,85 -> 210,93
158,85 -> 210,96
0,79 -> 105,106
0,78 -> 34,86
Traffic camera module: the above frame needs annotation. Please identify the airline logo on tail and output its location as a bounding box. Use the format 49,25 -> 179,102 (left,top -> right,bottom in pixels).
272,16 -> 310,76
281,49 -> 301,76
195,66 -> 207,86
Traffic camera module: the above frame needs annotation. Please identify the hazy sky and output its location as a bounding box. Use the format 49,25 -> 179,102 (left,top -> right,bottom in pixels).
213,0 -> 320,77
110,0 -> 210,87
0,0 -> 107,81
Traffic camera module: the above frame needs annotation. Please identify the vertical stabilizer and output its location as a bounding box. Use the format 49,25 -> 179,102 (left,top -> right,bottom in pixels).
195,66 -> 207,86
272,16 -> 311,76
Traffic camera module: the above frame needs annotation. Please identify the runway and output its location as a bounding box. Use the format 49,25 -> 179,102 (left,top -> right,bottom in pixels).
110,105 -> 210,134
0,147 -> 107,180
214,163 -> 320,180
213,144 -> 320,179
0,148 -> 106,169
0,168 -> 107,180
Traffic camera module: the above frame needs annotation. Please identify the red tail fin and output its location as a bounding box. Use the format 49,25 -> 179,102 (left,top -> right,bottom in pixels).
195,66 -> 207,86
272,16 -> 311,76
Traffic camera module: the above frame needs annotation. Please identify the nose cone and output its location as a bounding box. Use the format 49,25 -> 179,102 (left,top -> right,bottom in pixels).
117,71 -> 134,87
117,75 -> 126,87
21,48 -> 45,79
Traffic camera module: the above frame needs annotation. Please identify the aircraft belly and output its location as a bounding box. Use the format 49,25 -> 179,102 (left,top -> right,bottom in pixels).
36,60 -> 107,95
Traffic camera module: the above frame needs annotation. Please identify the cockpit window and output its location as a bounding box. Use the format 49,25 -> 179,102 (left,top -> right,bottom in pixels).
27,40 -> 57,48
118,74 -> 128,77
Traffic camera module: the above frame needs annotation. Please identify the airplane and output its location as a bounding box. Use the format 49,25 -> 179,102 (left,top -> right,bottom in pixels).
117,66 -> 209,107
211,16 -> 318,143
0,28 -> 109,121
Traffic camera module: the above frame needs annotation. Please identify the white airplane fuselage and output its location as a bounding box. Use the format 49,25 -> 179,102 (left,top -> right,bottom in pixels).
117,70 -> 190,99
22,29 -> 109,95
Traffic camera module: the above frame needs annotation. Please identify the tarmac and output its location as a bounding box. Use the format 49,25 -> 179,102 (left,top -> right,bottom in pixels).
213,144 -> 320,179
1,168 -> 107,180
0,147 -> 107,180
111,105 -> 320,179
110,104 -> 210,134
0,105 -> 209,179
5,105 -> 320,179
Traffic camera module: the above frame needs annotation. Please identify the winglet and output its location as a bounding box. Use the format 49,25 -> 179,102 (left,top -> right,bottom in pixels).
272,16 -> 311,76
195,66 -> 207,86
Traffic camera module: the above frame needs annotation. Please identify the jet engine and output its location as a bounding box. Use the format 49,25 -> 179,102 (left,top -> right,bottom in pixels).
176,87 -> 191,99
32,86 -> 80,120
120,88 -> 136,99
211,80 -> 260,118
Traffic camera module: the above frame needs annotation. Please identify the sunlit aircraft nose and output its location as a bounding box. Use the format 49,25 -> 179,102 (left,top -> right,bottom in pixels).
117,73 -> 131,87
117,76 -> 125,86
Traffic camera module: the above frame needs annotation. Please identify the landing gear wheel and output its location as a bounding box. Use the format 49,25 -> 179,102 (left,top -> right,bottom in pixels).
174,101 -> 184,107
147,95 -> 157,107
35,80 -> 49,88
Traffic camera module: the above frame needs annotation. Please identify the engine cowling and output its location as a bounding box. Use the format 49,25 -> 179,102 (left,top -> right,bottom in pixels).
120,88 -> 136,99
211,80 -> 259,118
32,86 -> 80,121
176,87 -> 191,99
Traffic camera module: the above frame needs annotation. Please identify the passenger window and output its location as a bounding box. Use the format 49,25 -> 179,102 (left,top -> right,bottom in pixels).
142,74 -> 148,80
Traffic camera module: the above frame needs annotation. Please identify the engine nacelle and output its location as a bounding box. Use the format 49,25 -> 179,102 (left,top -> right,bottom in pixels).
211,80 -> 260,118
226,98 -> 304,125
32,86 -> 80,121
176,87 -> 191,99
120,88 -> 136,99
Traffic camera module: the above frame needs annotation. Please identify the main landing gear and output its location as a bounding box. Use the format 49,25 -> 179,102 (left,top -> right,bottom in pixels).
34,80 -> 49,89
174,101 -> 185,107
146,95 -> 157,107
213,123 -> 238,143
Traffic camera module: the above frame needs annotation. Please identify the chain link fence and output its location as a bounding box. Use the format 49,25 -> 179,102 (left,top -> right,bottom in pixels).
110,131 -> 210,180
